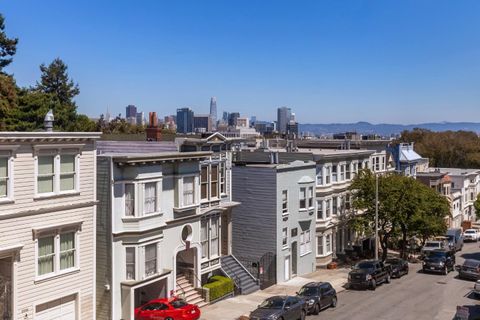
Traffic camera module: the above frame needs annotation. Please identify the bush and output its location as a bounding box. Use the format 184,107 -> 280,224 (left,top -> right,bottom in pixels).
202,275 -> 234,301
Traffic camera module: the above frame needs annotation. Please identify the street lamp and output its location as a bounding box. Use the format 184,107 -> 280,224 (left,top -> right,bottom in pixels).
375,173 -> 379,260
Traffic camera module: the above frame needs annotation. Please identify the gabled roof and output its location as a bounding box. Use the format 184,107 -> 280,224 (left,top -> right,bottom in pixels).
399,148 -> 422,162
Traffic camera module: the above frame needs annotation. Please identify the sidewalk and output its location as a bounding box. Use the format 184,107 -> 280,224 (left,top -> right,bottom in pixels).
200,267 -> 350,320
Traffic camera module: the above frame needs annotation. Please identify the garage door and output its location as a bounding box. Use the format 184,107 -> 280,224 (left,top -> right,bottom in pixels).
35,294 -> 76,320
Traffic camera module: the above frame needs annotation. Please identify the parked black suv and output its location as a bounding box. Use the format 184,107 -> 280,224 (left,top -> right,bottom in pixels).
348,260 -> 391,290
422,249 -> 455,275
297,282 -> 337,315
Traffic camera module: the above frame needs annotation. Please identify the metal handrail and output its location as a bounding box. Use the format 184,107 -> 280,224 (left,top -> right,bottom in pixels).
220,259 -> 242,293
177,255 -> 206,302
230,254 -> 259,283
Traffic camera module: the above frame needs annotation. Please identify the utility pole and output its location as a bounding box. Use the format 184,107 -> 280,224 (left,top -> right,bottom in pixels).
375,173 -> 379,260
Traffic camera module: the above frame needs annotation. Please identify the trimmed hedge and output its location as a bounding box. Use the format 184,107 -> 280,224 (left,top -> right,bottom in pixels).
203,275 -> 234,302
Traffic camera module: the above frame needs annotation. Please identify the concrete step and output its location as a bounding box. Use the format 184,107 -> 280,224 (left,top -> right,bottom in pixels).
189,296 -> 205,306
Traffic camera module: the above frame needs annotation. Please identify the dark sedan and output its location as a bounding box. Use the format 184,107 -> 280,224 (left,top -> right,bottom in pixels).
297,281 -> 337,315
422,249 -> 455,275
385,258 -> 409,278
249,296 -> 306,320
457,259 -> 480,281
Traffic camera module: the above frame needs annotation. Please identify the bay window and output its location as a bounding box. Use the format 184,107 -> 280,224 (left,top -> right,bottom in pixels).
332,197 -> 338,215
340,164 -> 345,181
325,199 -> 331,218
211,165 -> 219,198
317,200 -> 323,220
317,236 -> 324,256
346,163 -> 351,180
308,186 -> 314,208
332,165 -> 338,182
326,234 -> 332,253
325,166 -> 331,184
201,215 -> 221,260
316,166 -> 323,186
201,166 -> 208,200
220,162 -> 226,195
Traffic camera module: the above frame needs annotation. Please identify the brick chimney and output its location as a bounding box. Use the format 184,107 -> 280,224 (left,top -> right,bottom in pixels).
146,112 -> 162,141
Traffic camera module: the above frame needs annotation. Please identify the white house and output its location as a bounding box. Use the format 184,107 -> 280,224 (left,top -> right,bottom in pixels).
0,130 -> 101,320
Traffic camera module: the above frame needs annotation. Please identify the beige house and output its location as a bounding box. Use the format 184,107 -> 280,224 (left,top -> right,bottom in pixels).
0,131 -> 100,320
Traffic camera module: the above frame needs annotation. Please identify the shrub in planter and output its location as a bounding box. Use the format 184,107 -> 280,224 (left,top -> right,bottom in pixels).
202,275 -> 234,301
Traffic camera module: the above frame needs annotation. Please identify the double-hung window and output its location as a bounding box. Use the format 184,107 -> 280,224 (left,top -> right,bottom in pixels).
299,187 -> 306,209
346,163 -> 351,180
325,199 -> 331,218
282,190 -> 288,214
183,177 -> 195,206
124,183 -> 135,216
325,166 -> 331,184
0,156 -> 9,199
219,162 -> 226,195
332,197 -> 338,215
317,200 -> 323,220
308,186 -> 314,208
340,164 -> 345,181
210,165 -> 219,199
126,247 -> 136,280
300,230 -> 311,255
144,244 -> 157,277
210,216 -> 219,257
200,219 -> 209,259
326,234 -> 332,253
316,166 -> 323,186
37,152 -> 78,195
317,236 -> 324,256
144,182 -> 157,214
37,229 -> 79,278
332,165 -> 338,183
282,227 -> 288,248
201,166 -> 209,200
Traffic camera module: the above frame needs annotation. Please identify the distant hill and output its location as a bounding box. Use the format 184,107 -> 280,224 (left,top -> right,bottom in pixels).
299,122 -> 480,137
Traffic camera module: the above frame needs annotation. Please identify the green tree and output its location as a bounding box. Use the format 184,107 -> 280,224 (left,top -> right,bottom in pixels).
0,14 -> 18,72
350,170 -> 450,260
0,73 -> 17,129
36,58 -> 80,130
474,194 -> 480,221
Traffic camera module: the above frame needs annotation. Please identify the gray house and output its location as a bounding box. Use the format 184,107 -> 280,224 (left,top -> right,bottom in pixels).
232,152 -> 317,287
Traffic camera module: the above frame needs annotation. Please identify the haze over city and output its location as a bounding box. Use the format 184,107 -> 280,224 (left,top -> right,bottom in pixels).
3,0 -> 480,124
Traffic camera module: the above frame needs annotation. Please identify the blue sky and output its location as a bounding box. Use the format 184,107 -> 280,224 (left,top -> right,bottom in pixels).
2,0 -> 480,124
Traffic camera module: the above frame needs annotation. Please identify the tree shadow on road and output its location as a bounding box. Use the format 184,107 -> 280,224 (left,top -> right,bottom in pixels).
460,252 -> 480,261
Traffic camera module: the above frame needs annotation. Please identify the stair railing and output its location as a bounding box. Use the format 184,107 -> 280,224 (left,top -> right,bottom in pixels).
177,255 -> 207,302
220,257 -> 242,295
230,254 -> 260,285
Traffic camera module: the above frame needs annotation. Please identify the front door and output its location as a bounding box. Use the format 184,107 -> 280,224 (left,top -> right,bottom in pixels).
291,242 -> 297,277
284,256 -> 290,281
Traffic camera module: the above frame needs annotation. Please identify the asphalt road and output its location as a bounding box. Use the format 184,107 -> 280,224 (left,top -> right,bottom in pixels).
312,242 -> 480,320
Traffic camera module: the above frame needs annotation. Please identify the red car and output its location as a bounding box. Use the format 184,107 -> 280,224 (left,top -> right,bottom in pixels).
134,297 -> 201,320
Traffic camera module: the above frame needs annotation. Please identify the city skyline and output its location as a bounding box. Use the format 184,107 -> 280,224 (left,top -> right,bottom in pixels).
3,1 -> 480,124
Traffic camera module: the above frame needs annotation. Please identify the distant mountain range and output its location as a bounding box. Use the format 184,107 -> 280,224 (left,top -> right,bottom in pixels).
299,122 -> 480,137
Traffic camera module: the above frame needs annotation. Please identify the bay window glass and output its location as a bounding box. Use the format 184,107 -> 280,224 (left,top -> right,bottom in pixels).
325,166 -> 331,184
126,247 -> 135,280
38,236 -> 55,276
60,232 -> 75,270
332,197 -> 338,215
144,182 -> 157,214
316,166 -> 323,185
325,199 -> 331,218
210,216 -> 219,257
346,162 -> 351,180
144,244 -> 157,277
317,200 -> 323,220
201,166 -> 208,200
183,177 -> 195,206
282,190 -> 288,214
125,183 -> 135,216
220,162 -> 226,194
332,165 -> 338,182
308,186 -> 314,208
0,157 -> 8,198
38,155 -> 55,194
211,165 -> 218,198
326,234 -> 332,253
201,219 -> 208,259
299,187 -> 306,209
317,236 -> 324,256
60,155 -> 75,191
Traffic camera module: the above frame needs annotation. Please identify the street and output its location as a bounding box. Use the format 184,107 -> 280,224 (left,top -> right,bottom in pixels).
311,242 -> 480,320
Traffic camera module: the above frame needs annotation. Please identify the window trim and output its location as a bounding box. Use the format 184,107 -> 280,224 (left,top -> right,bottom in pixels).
0,151 -> 14,203
34,149 -> 81,198
300,229 -> 312,257
282,190 -> 289,215
282,227 -> 288,249
120,179 -> 163,219
34,227 -> 81,282
200,214 -> 221,262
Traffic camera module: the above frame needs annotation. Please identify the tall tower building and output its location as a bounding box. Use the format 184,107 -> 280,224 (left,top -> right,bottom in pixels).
125,105 -> 137,118
176,108 -> 194,133
209,97 -> 217,130
277,106 -> 292,134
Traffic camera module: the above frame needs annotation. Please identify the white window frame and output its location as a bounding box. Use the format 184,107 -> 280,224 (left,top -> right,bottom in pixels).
125,246 -> 136,281
325,198 -> 331,218
182,176 -> 195,207
178,174 -> 198,208
219,161 -> 227,195
300,229 -> 311,256
332,165 -> 338,183
325,166 -> 331,184
34,149 -> 80,198
282,190 -> 288,215
121,179 -> 162,218
317,236 -> 324,257
200,214 -> 221,262
316,200 -> 324,220
316,166 -> 323,186
0,151 -> 14,202
308,186 -> 314,209
299,187 -> 307,210
317,233 -> 332,257
34,227 -> 80,281
144,243 -> 158,278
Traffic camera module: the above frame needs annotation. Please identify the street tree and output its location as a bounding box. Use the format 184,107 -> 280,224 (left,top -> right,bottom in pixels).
474,194 -> 480,221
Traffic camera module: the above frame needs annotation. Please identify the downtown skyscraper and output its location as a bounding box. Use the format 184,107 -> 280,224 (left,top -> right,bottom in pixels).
209,97 -> 217,130
277,106 -> 292,134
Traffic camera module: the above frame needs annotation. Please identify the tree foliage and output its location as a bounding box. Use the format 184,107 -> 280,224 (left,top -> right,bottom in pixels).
0,14 -> 18,72
474,194 -> 480,221
398,129 -> 480,169
349,170 -> 450,260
